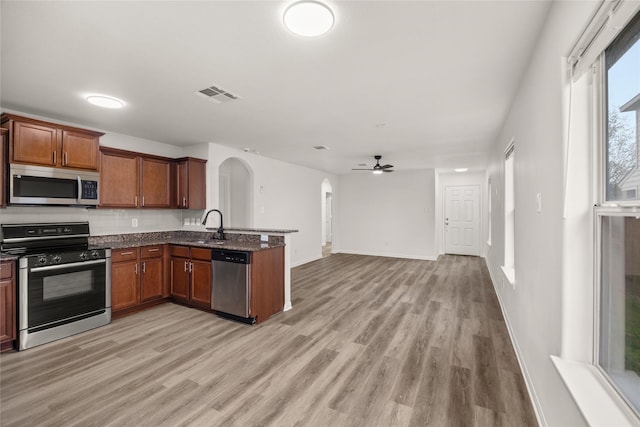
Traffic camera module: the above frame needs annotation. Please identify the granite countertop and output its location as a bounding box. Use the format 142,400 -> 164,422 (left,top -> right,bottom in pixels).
224,227 -> 298,234
0,253 -> 19,262
90,230 -> 286,252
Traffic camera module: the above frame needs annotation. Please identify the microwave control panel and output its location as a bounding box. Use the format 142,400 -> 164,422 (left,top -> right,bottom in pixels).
81,180 -> 98,200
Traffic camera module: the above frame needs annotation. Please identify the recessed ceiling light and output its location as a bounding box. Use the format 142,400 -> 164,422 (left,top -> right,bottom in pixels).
454,168 -> 468,172
86,95 -> 125,109
283,1 -> 334,37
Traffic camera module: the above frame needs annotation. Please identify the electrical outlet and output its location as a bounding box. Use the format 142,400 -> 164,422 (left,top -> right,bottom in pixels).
260,234 -> 269,242
131,218 -> 138,228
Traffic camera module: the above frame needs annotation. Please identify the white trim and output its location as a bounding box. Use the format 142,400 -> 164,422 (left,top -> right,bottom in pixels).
335,249 -> 439,261
551,356 -> 639,426
500,265 -> 516,288
487,259 -> 546,427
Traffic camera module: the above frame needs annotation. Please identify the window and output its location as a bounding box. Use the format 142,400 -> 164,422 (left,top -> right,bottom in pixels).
502,141 -> 515,285
597,10 -> 640,417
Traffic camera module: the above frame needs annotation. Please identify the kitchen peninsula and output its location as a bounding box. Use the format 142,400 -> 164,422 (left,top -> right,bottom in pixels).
92,228 -> 297,323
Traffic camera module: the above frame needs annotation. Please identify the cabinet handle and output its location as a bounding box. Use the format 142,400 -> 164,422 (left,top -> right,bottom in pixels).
184,261 -> 188,272
142,262 -> 146,274
189,262 -> 193,273
147,248 -> 159,252
52,151 -> 56,164
135,196 -> 138,207
183,197 -> 187,207
63,152 -> 68,166
134,264 -> 138,275
142,196 -> 145,207
120,251 -> 134,256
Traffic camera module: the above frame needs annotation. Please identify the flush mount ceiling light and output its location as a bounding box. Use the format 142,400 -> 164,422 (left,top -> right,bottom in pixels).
283,1 -> 334,37
86,95 -> 125,109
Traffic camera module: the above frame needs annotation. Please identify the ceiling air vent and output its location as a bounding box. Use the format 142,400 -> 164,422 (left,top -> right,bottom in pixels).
195,85 -> 241,104
313,145 -> 330,150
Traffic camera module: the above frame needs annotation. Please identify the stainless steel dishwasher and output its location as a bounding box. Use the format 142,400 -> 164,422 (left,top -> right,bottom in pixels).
211,249 -> 254,323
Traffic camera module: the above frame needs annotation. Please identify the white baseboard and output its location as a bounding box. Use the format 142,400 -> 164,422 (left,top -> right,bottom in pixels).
336,249 -> 438,261
485,259 -> 547,427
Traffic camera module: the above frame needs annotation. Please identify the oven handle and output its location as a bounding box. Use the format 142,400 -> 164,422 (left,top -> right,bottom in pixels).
77,176 -> 82,204
30,259 -> 106,273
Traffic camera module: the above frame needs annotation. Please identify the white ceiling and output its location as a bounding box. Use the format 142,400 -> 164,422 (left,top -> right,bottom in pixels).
0,1 -> 551,175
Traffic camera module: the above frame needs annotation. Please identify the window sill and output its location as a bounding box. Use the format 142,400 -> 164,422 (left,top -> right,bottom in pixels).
551,356 -> 638,426
501,265 -> 515,288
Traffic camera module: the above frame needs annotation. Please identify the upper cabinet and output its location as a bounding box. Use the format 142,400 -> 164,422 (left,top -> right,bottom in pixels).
175,157 -> 206,210
0,129 -> 6,208
99,147 -> 203,209
100,147 -> 171,209
0,113 -> 102,171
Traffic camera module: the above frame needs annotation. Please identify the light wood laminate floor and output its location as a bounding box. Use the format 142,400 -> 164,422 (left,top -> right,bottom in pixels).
0,254 -> 537,426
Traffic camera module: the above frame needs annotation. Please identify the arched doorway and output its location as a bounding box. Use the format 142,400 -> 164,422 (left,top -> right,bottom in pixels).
321,178 -> 333,257
219,157 -> 253,228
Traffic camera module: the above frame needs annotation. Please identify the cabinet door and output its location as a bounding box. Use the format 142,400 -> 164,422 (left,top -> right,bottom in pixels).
12,120 -> 59,166
1,129 -> 7,207
170,257 -> 190,301
100,150 -> 139,208
112,260 -> 140,311
141,157 -> 171,208
61,130 -> 99,170
190,259 -> 212,307
0,262 -> 15,345
175,159 -> 206,209
140,257 -> 163,302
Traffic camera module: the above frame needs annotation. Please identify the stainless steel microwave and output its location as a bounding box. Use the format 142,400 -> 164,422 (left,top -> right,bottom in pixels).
9,164 -> 100,206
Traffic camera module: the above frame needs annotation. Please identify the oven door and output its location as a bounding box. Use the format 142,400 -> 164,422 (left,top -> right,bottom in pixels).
20,258 -> 111,331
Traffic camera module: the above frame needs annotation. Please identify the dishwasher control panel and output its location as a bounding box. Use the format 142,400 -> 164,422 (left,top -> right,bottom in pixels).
211,250 -> 251,264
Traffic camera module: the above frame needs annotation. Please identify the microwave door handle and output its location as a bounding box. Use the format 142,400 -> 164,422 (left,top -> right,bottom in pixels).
77,176 -> 82,204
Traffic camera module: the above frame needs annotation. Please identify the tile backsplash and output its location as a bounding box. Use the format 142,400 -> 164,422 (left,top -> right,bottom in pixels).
0,206 -> 205,235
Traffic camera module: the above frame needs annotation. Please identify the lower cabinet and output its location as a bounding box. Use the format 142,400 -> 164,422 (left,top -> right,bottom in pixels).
170,246 -> 212,309
0,261 -> 16,351
111,245 -> 167,314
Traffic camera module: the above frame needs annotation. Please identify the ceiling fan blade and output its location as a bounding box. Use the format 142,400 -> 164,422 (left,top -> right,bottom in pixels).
380,164 -> 393,169
352,168 -> 373,171
383,169 -> 394,172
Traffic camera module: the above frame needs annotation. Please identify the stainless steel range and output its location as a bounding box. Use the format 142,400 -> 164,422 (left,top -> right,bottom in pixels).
0,222 -> 111,350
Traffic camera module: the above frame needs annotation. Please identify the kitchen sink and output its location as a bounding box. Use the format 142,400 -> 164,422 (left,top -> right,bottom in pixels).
190,239 -> 225,245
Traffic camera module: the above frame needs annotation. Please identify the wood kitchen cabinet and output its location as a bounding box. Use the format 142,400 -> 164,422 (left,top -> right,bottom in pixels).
99,147 -> 172,209
0,128 -> 7,208
0,261 -> 16,352
174,157 -> 207,209
111,245 -> 167,315
0,113 -> 102,170
170,245 -> 212,308
250,247 -> 285,323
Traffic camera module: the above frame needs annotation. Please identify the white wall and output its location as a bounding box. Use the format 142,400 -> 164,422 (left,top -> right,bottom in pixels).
206,143 -> 337,267
219,158 -> 252,228
484,1 -> 598,425
334,169 -> 437,260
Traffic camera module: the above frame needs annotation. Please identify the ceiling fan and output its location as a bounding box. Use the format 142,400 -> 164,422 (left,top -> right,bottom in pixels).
352,155 -> 394,174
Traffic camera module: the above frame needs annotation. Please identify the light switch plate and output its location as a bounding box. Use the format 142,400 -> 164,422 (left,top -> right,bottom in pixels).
260,234 -> 269,242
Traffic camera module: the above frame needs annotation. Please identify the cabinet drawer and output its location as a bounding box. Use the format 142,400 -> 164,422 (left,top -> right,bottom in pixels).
0,262 -> 14,280
170,245 -> 190,258
190,247 -> 211,261
141,245 -> 164,259
111,248 -> 139,263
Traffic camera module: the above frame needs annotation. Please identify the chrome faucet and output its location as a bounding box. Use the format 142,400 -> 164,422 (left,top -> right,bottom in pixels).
201,209 -> 225,240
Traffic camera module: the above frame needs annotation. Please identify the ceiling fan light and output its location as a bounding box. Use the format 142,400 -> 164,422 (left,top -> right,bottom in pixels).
284,1 -> 334,37
372,169 -> 383,175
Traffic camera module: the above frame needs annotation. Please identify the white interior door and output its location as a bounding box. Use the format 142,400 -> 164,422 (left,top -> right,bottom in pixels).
445,185 -> 480,256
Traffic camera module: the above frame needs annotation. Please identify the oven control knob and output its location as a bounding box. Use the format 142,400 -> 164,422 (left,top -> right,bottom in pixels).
79,252 -> 88,260
38,256 -> 47,265
91,251 -> 100,258
52,255 -> 62,263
